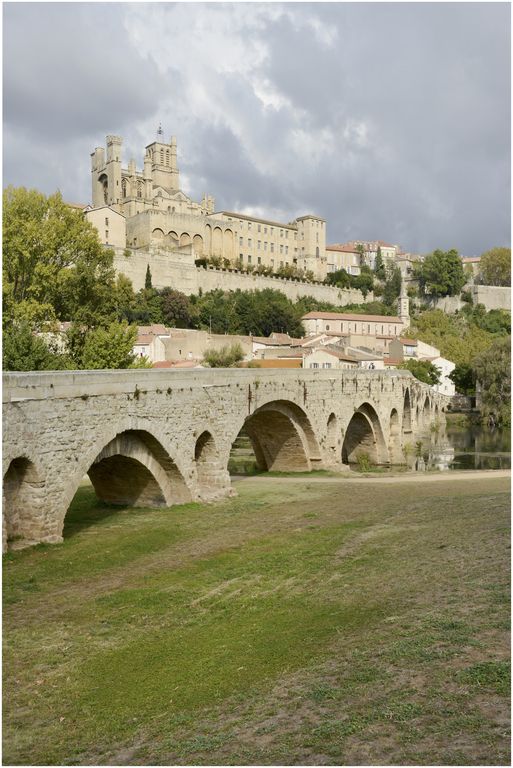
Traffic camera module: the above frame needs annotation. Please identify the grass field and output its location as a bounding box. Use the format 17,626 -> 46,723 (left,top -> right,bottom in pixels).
3,473 -> 510,765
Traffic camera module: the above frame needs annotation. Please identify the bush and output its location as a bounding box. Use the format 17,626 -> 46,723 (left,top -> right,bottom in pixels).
356,453 -> 371,472
203,343 -> 245,368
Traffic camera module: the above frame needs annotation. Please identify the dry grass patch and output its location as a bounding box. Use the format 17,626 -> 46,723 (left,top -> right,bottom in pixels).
3,474 -> 510,765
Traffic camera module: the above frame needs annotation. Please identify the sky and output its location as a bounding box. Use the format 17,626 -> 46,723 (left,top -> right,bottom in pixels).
3,1 -> 511,255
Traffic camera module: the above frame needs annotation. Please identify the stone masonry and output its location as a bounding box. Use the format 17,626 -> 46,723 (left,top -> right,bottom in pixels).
3,368 -> 448,551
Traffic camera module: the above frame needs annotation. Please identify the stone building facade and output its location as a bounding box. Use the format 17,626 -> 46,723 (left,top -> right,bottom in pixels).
88,134 -> 327,280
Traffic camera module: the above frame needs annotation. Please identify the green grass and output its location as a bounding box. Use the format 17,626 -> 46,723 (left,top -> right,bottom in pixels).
3,474 -> 510,765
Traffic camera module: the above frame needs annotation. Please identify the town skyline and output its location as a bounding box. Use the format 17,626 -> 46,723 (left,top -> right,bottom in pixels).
3,2 -> 511,255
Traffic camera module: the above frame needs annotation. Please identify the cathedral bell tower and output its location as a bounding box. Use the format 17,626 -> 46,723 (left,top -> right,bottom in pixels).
144,128 -> 180,192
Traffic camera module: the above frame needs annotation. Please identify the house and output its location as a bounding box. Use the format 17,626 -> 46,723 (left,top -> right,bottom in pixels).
302,311 -> 407,338
302,348 -> 358,370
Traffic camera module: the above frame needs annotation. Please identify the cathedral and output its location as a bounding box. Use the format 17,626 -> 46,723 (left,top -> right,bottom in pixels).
86,132 -> 327,279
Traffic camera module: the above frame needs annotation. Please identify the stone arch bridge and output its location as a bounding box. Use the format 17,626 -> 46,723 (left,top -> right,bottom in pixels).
3,369 -> 448,551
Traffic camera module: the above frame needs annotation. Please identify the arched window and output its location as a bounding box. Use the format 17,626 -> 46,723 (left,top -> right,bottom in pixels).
121,178 -> 128,198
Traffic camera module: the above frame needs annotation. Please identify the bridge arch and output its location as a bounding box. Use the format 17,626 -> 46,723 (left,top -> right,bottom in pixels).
389,408 -> 402,463
3,456 -> 45,548
234,400 -> 320,472
60,423 -> 192,535
420,395 -> 429,429
326,413 -> 339,462
402,388 -> 412,432
342,402 -> 388,466
194,430 -> 223,499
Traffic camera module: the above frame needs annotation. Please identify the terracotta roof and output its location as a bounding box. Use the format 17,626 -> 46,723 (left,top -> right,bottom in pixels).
326,244 -> 359,253
400,338 -> 418,345
306,349 -> 358,362
217,211 -> 297,230
302,311 -> 403,323
135,334 -> 154,345
242,359 -> 302,369
270,332 -> 297,343
384,359 -> 402,366
262,350 -> 303,359
137,324 -> 170,336
348,349 -> 384,361
159,360 -> 204,369
252,334 -> 299,346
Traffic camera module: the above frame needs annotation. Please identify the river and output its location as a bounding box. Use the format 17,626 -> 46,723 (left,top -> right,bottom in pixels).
418,419 -> 511,472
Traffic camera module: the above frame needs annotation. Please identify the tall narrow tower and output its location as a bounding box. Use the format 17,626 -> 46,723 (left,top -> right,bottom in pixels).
144,133 -> 180,191
90,135 -> 122,210
398,278 -> 410,329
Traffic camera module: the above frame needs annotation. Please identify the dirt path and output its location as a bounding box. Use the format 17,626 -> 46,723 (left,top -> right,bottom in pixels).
235,469 -> 511,485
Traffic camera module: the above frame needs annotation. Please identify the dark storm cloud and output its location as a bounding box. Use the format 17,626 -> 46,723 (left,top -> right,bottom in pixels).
3,2 -> 510,254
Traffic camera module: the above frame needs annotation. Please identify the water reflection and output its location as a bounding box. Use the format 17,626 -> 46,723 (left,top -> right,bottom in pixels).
415,421 -> 511,472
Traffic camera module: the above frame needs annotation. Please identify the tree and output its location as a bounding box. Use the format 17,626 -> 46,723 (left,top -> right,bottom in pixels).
112,274 -> 136,322
407,308 -> 509,367
203,343 -> 244,368
374,247 -> 386,280
80,322 -> 139,370
473,337 -> 511,426
158,287 -> 198,328
352,266 -> 374,298
3,322 -> 70,371
382,265 -> 402,307
233,289 -> 303,337
3,187 -> 117,330
449,363 -> 476,395
478,247 -> 511,286
416,249 -> 466,297
145,264 -> 153,290
355,243 -> 366,267
325,269 -> 351,289
130,287 -> 163,324
196,290 -> 239,334
398,359 -> 442,386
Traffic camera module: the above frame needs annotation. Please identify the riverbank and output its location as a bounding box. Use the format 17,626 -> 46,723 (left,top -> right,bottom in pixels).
234,468 -> 511,485
4,473 -> 510,765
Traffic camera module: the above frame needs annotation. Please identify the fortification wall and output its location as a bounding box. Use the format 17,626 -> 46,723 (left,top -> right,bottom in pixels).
471,285 -> 511,312
429,286 -> 511,314
113,249 -> 372,306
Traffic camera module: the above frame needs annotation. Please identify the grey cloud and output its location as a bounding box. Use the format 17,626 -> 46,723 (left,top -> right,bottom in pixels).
3,2 -> 510,255
3,3 -> 163,141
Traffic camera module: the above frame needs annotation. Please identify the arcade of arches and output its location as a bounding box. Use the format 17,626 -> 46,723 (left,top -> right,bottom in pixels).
3,369 -> 446,550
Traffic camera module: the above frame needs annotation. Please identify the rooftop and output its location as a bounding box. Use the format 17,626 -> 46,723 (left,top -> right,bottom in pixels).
216,211 -> 297,230
302,311 -> 403,323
